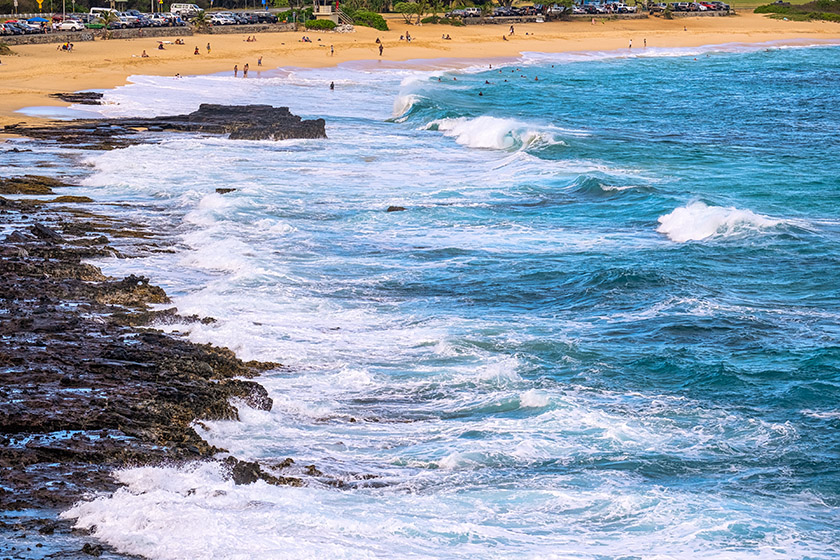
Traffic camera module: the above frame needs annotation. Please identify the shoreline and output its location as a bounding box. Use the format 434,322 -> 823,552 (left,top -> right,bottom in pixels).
1,13 -> 840,127
0,172 -> 309,557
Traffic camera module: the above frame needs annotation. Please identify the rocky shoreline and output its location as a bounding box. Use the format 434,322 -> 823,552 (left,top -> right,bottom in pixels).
0,174 -> 303,558
4,104 -> 328,149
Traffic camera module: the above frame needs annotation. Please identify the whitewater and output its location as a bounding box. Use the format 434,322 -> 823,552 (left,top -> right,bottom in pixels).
9,41 -> 840,559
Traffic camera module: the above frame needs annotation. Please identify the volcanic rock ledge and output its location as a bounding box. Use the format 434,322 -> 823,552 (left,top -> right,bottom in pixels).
3,103 -> 327,148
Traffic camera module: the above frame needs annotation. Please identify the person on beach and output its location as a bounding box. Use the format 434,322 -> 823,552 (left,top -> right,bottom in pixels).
141,50 -> 149,58
243,63 -> 249,77
158,43 -> 165,50
194,46 -> 200,55
330,81 -> 335,90
379,43 -> 384,56
258,56 -> 263,66
644,38 -> 647,48
234,64 -> 238,77
503,35 -> 508,41
330,45 -> 334,56
509,25 -> 514,35
629,39 -> 632,49
206,43 -> 211,54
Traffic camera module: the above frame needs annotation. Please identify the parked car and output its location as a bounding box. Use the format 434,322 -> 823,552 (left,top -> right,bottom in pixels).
463,7 -> 481,16
710,1 -> 730,8
57,19 -> 84,30
170,3 -> 200,17
252,11 -> 278,22
2,22 -> 24,35
445,8 -> 466,17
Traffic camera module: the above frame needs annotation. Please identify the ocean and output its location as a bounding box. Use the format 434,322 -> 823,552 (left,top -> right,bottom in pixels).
8,40 -> 840,559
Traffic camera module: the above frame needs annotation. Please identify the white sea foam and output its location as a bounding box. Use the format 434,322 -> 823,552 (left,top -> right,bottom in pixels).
657,201 -> 783,242
520,389 -> 551,408
392,93 -> 422,119
426,116 -> 565,151
45,50 -> 840,560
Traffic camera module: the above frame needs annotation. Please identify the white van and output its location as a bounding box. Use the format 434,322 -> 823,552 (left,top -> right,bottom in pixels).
170,3 -> 200,16
89,7 -> 119,18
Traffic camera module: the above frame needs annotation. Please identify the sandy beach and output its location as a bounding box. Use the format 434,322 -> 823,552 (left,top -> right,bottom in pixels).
0,12 -> 839,126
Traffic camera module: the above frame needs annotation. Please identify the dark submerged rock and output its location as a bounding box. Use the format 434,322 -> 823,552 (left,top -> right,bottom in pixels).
386,206 -> 406,212
49,92 -> 105,105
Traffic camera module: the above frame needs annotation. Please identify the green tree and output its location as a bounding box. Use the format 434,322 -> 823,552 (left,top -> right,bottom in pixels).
394,1 -> 418,22
190,10 -> 210,29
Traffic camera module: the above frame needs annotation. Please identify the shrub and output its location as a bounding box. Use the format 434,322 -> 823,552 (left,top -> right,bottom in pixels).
353,10 -> 389,30
305,18 -> 337,29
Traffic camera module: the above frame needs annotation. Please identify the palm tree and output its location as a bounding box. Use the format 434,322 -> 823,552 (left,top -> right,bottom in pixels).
191,10 -> 210,30
98,10 -> 120,28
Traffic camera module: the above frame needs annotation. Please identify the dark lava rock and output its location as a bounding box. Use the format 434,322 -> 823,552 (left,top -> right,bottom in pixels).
0,179 -> 293,552
4,104 -> 327,148
0,175 -> 68,195
50,92 -> 105,105
216,188 -> 236,194
30,222 -> 65,242
81,542 -> 104,556
386,206 -> 406,212
222,457 -> 302,487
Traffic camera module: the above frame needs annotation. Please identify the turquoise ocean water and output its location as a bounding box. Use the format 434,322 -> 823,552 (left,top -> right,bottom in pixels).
7,41 -> 840,559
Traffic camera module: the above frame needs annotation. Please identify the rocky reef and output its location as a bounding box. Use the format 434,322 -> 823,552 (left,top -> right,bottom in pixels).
3,104 -> 327,149
0,175 -> 307,557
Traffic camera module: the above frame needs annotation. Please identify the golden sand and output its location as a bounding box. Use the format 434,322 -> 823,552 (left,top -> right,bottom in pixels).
0,13 -> 838,126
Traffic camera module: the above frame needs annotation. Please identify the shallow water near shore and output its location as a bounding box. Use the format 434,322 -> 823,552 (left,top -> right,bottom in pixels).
13,41 -> 840,558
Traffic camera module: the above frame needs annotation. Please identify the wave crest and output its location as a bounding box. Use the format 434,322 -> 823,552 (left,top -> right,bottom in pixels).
425,116 -> 566,151
657,201 -> 782,242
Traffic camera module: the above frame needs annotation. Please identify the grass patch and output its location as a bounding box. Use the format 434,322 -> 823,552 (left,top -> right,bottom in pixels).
0,43 -> 15,56
755,0 -> 840,20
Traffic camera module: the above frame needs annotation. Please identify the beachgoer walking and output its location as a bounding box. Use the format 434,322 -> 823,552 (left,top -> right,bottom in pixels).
644,38 -> 647,48
243,63 -> 249,77
234,64 -> 238,77
629,39 -> 632,49
330,81 -> 335,90
258,56 -> 262,66
330,44 -> 334,56
509,25 -> 514,35
206,42 -> 211,54
379,43 -> 383,56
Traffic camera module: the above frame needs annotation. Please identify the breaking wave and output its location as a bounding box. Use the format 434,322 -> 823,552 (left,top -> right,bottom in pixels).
425,116 -> 566,151
657,201 -> 783,242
